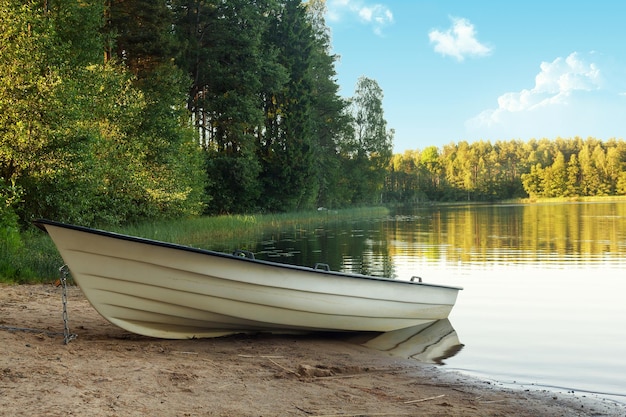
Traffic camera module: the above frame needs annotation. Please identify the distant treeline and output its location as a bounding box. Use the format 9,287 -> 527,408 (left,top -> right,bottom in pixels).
385,137 -> 626,202
0,0 -> 393,230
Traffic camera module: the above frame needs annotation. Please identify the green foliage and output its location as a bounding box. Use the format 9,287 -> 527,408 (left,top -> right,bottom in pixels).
0,0 -> 56,182
204,150 -> 261,214
342,77 -> 394,205
108,0 -> 176,76
0,180 -> 24,280
258,0 -> 318,211
172,0 -> 358,213
305,0 -> 352,208
0,1 -> 207,227
166,0 -> 370,213
123,62 -> 207,220
388,137 -> 626,202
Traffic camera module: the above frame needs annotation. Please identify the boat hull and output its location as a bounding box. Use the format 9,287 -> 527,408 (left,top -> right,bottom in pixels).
35,220 -> 462,339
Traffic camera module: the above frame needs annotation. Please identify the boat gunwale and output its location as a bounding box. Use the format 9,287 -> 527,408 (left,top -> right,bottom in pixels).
34,218 -> 463,291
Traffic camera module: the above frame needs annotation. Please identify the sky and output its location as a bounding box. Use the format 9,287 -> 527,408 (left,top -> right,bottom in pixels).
323,0 -> 626,152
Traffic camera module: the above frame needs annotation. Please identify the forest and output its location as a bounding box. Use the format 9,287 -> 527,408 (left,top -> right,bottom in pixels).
0,0 -> 393,231
386,137 -> 626,203
1,0 -> 626,242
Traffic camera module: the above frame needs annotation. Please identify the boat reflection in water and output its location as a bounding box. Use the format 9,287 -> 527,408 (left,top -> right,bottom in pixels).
356,319 -> 463,365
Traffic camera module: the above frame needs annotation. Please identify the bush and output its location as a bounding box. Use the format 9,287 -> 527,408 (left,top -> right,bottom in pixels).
0,181 -> 24,281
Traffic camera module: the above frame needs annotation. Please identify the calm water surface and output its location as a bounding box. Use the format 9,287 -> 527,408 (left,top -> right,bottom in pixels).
208,201 -> 626,404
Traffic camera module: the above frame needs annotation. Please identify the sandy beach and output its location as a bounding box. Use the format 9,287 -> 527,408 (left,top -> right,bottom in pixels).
1,284 -> 624,416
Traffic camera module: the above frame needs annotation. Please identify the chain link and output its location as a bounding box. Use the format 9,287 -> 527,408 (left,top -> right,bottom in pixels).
59,264 -> 77,344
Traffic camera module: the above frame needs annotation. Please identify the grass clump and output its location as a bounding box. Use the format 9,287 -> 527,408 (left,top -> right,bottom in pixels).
115,207 -> 389,248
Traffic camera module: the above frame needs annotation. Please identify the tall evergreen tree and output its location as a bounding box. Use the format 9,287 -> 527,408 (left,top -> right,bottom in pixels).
106,0 -> 176,75
543,151 -> 567,197
565,153 -> 581,196
259,0 -> 317,211
173,0 -> 287,214
305,0 -> 351,208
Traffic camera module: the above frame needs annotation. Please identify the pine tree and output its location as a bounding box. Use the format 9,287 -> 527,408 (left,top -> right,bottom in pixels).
259,0 -> 317,211
304,0 -> 350,208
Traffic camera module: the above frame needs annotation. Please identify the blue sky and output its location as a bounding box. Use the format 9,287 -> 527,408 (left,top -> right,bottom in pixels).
324,0 -> 626,152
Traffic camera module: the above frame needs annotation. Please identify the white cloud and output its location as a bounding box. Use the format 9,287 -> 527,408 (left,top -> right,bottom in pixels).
466,52 -> 626,140
428,17 -> 492,61
326,0 -> 393,35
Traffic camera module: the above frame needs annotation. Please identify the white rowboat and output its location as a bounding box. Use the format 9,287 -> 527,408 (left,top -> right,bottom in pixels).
35,219 -> 462,339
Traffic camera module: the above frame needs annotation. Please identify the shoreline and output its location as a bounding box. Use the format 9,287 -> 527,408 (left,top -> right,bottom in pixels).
451,370 -> 626,409
2,284 -> 625,416
439,368 -> 626,412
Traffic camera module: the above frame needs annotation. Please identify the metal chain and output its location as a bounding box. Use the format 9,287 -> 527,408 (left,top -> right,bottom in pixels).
0,266 -> 78,343
59,264 -> 77,344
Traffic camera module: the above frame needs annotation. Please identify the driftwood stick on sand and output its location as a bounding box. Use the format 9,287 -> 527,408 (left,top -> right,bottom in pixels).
237,354 -> 286,359
267,358 -> 299,375
404,394 -> 446,404
311,413 -> 413,417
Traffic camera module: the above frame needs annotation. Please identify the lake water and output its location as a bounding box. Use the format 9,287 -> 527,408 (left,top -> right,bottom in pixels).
208,201 -> 626,404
